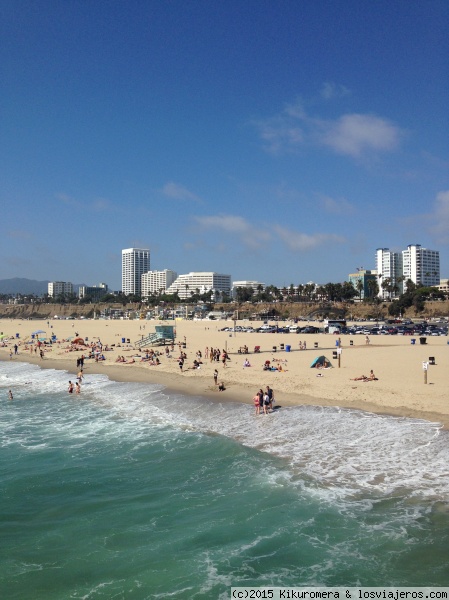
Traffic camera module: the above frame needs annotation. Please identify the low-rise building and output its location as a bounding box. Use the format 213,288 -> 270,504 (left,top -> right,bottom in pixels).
141,269 -> 178,299
48,281 -> 73,298
78,283 -> 108,301
166,272 -> 231,300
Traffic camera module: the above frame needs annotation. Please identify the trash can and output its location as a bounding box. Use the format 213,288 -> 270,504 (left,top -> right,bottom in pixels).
272,346 -> 277,352
429,357 -> 435,365
121,338 -> 125,343
280,343 -> 285,351
286,345 -> 291,352
350,340 -> 353,346
419,337 -> 427,345
332,350 -> 338,359
31,334 -> 35,339
15,333 -> 19,338
411,338 -> 416,345
314,342 -> 318,349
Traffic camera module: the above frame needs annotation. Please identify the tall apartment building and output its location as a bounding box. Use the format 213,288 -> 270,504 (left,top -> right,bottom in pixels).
376,244 -> 440,298
48,281 -> 74,298
166,272 -> 231,300
121,248 -> 150,296
376,248 -> 403,299
141,269 -> 178,299
402,244 -> 440,289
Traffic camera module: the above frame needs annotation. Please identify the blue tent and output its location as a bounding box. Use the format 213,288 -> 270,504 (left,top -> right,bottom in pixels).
310,355 -> 332,368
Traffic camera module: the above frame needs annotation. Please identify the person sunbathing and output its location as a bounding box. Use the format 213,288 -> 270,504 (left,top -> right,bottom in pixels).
364,370 -> 378,381
351,371 -> 378,381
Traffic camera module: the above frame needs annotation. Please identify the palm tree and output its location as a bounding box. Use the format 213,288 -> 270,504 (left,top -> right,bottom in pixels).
367,279 -> 379,300
356,278 -> 364,301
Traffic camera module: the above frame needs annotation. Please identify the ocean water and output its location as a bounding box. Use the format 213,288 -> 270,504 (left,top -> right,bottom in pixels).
1,361 -> 449,599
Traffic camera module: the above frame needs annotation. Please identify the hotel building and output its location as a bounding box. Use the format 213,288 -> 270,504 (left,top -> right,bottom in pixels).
121,248 -> 150,296
166,272 -> 231,300
141,269 -> 178,299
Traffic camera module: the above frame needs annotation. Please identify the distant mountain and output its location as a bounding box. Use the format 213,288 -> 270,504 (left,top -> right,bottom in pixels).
0,278 -> 50,295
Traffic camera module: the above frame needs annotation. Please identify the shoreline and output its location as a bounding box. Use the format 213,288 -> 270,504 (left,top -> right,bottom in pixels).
2,350 -> 448,429
1,317 -> 448,428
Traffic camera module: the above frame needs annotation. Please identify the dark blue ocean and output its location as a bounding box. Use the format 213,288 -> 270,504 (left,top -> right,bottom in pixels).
1,361 -> 449,599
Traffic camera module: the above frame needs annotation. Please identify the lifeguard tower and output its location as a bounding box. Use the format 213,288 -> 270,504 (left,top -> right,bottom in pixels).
134,325 -> 175,349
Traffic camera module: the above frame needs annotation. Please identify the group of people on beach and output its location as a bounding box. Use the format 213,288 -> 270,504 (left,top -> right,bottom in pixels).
253,386 -> 275,415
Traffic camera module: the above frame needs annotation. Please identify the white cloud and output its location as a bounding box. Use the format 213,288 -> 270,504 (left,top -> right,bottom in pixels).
273,225 -> 346,250
317,194 -> 355,215
320,82 -> 351,100
256,117 -> 303,154
254,93 -> 404,159
194,214 -> 251,234
162,182 -> 201,202
319,113 -> 402,158
193,214 -> 345,252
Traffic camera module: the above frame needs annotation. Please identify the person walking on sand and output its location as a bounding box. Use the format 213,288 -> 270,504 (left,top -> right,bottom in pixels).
213,369 -> 218,385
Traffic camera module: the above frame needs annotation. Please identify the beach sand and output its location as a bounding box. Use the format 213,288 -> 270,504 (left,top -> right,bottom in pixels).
1,317 -> 448,426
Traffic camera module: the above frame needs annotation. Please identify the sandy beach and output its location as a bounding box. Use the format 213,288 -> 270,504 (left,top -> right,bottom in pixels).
1,316 -> 448,426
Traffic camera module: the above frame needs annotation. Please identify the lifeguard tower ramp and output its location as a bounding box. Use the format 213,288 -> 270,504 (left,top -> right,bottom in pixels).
135,325 -> 175,349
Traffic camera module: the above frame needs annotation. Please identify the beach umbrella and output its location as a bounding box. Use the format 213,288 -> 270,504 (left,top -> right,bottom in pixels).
72,337 -> 85,344
32,330 -> 46,335
0,334 -> 8,339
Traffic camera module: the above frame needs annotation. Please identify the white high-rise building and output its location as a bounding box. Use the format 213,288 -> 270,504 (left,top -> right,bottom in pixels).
141,269 -> 178,299
48,281 -> 73,298
375,248 -> 402,298
166,272 -> 231,300
376,244 -> 440,298
121,248 -> 150,296
402,244 -> 440,289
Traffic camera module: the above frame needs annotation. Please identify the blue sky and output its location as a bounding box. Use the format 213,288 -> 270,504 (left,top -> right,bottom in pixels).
1,0 -> 448,291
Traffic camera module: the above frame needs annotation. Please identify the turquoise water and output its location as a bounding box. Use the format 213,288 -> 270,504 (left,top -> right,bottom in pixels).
1,361 -> 449,599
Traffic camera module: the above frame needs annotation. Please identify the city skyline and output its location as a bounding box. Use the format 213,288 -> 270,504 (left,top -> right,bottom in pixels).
1,1 -> 448,289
